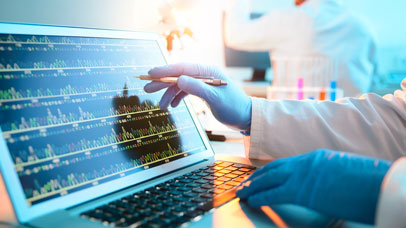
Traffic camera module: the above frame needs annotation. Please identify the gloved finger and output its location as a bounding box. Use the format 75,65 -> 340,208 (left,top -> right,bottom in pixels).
246,186 -> 288,208
236,168 -> 290,199
176,76 -> 218,104
144,81 -> 172,93
170,91 -> 188,107
148,63 -> 225,79
248,156 -> 296,181
159,85 -> 181,109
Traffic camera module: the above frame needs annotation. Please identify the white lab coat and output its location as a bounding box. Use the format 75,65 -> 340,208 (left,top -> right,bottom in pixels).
376,157 -> 406,228
224,0 -> 377,97
245,78 -> 406,161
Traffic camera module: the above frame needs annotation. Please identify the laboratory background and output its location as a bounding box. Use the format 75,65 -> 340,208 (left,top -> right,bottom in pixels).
0,0 -> 404,97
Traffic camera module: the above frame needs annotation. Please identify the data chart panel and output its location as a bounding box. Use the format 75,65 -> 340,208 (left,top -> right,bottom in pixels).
0,34 -> 206,206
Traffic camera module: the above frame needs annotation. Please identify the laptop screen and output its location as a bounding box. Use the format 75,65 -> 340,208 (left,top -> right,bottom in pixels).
0,33 -> 207,206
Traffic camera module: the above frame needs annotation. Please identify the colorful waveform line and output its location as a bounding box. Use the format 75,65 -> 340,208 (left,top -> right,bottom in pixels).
14,119 -> 181,165
24,143 -> 202,202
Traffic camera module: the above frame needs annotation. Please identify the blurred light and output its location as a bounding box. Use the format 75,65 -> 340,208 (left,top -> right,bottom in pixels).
260,206 -> 288,228
171,8 -> 189,27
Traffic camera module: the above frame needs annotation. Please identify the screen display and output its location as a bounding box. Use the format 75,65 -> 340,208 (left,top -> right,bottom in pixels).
0,33 -> 206,206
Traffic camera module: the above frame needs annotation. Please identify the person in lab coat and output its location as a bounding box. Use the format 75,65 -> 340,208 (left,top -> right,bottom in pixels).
143,63 -> 406,225
224,0 -> 377,97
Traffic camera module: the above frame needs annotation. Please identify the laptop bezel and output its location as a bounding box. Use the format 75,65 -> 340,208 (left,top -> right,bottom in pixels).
0,22 -> 215,223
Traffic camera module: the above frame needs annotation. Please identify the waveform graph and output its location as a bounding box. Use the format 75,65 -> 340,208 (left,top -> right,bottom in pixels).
0,32 -> 208,207
18,128 -> 204,205
8,103 -> 187,166
0,90 -> 162,134
0,73 -> 150,102
0,47 -> 158,73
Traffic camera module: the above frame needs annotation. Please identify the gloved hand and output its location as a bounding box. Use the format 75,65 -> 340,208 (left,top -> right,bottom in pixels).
237,149 -> 391,224
144,63 -> 252,131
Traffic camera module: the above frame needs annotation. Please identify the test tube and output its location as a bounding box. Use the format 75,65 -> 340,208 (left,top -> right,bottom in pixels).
330,80 -> 337,101
319,87 -> 326,100
297,77 -> 304,100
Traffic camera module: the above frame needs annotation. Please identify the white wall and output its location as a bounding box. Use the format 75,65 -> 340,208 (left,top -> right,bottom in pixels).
0,0 -> 161,30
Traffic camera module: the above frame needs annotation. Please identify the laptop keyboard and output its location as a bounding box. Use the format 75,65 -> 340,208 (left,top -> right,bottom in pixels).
80,161 -> 256,228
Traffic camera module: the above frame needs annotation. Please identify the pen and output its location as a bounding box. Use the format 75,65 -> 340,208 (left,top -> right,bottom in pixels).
135,75 -> 228,86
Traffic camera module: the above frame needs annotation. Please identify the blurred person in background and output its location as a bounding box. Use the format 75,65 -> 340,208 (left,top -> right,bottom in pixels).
224,0 -> 377,97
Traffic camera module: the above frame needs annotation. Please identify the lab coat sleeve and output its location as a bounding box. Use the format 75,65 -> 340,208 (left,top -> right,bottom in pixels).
375,157 -> 406,228
224,0 -> 306,51
246,78 -> 406,161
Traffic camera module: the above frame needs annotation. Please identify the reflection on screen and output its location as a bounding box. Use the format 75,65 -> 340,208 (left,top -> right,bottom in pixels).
0,34 -> 206,206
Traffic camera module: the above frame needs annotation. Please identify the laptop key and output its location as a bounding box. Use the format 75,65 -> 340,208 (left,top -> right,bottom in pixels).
192,188 -> 208,193
189,175 -> 202,179
177,186 -> 192,192
163,201 -> 177,207
217,177 -> 231,182
183,192 -> 199,198
196,179 -> 210,184
239,168 -> 251,172
200,184 -> 214,189
204,169 -> 215,174
225,174 -> 238,179
218,169 -> 232,174
232,171 -> 245,175
233,177 -> 246,182
226,181 -> 240,186
186,183 -> 201,188
170,182 -> 184,187
213,172 -> 224,177
203,176 -> 215,180
200,193 -> 214,199
173,197 -> 189,203
218,184 -> 233,190
225,167 -> 238,171
195,172 -> 209,177
179,179 -> 193,183
217,161 -> 233,167
213,180 -> 224,185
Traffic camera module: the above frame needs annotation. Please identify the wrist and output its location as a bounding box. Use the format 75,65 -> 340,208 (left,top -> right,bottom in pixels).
240,97 -> 252,132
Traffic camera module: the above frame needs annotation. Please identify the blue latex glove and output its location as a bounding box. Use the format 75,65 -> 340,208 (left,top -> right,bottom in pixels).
237,149 -> 391,224
144,63 -> 252,131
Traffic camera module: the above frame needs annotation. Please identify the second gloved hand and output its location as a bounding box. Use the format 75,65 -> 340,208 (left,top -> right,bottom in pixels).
237,149 -> 391,224
144,63 -> 252,131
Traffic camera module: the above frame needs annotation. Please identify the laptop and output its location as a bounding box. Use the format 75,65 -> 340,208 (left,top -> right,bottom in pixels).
0,22 -> 263,228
